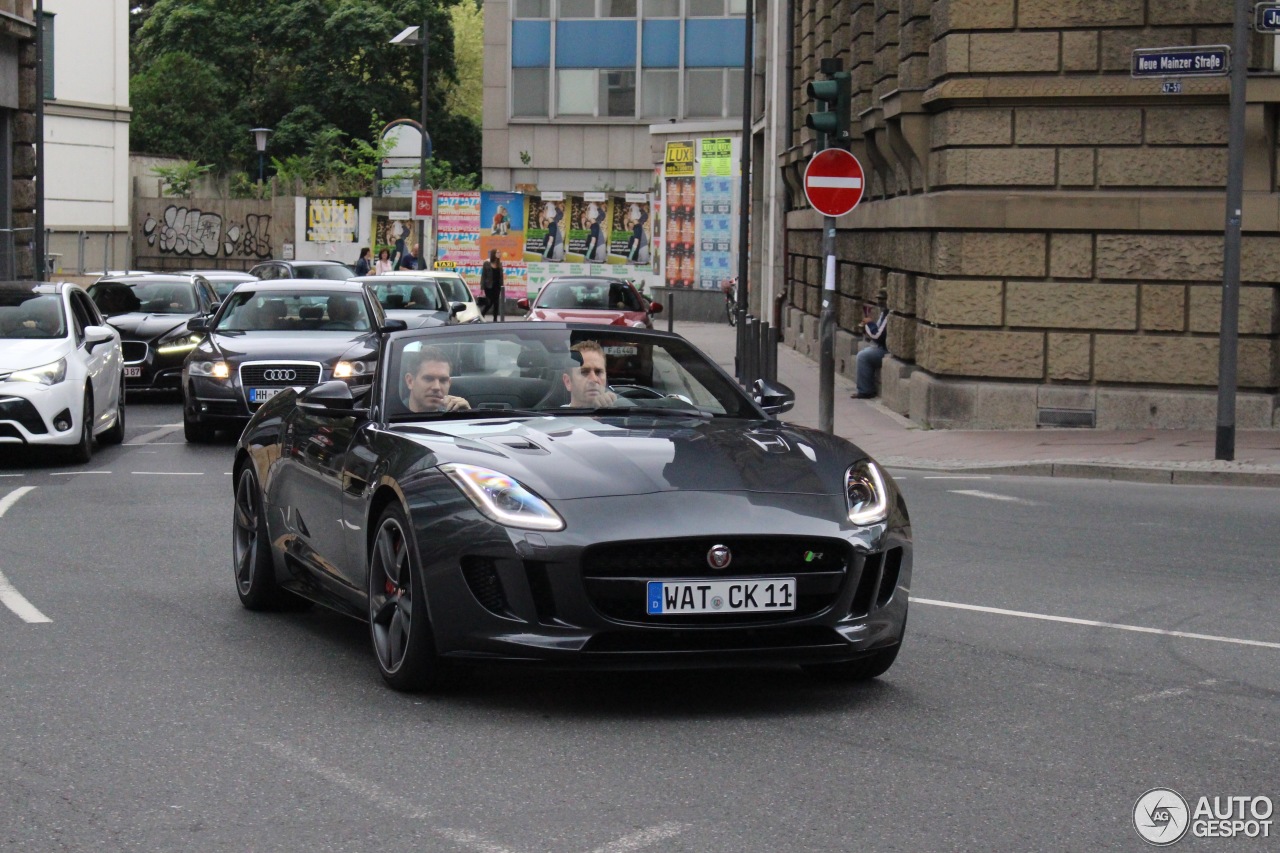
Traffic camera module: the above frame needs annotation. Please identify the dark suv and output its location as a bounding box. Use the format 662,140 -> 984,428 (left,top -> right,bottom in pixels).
248,260 -> 354,281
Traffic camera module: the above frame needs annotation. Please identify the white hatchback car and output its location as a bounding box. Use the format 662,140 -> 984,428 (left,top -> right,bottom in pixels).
0,281 -> 125,463
384,270 -> 484,323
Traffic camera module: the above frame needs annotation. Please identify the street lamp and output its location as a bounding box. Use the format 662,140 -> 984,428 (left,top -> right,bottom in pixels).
390,22 -> 431,267
250,127 -> 272,185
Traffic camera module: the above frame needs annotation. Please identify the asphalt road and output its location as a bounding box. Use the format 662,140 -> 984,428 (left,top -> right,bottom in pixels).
1,398 -> 1277,851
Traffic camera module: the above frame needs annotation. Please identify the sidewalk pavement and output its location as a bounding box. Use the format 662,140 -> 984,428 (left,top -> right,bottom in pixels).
670,321 -> 1280,488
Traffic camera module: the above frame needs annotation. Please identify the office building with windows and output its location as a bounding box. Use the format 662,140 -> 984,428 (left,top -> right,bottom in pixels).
482,0 -> 746,193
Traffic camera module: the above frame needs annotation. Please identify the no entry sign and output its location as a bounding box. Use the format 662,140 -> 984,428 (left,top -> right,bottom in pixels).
804,148 -> 865,217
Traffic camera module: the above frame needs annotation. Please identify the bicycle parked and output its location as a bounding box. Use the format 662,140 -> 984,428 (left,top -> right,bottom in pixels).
721,277 -> 738,326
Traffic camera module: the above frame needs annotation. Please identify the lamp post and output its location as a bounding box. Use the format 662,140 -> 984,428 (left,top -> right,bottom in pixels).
250,127 -> 272,185
390,21 -> 431,267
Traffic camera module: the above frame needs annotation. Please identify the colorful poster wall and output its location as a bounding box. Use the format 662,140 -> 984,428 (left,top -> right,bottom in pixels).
698,139 -> 735,290
524,193 -> 569,262
608,193 -> 651,265
479,190 -> 528,297
566,193 -> 610,263
435,191 -> 482,284
663,177 -> 696,289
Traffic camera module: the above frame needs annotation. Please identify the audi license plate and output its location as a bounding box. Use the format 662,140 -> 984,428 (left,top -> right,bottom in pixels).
250,388 -> 282,403
646,578 -> 796,615
123,366 -> 142,378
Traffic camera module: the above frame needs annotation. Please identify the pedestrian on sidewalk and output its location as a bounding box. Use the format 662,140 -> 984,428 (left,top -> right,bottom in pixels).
354,247 -> 372,277
396,243 -> 420,271
480,249 -> 504,322
853,290 -> 889,399
374,248 -> 393,275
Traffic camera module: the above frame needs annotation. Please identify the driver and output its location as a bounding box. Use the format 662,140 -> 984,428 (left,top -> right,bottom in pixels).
561,340 -> 618,408
403,346 -> 471,413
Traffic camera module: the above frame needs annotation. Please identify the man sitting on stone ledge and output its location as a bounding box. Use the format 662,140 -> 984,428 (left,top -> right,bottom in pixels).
853,290 -> 889,400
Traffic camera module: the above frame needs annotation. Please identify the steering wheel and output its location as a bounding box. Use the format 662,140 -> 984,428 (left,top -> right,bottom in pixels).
609,384 -> 665,400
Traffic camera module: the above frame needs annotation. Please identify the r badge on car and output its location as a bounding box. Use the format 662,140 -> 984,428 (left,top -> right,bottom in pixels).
707,544 -> 732,570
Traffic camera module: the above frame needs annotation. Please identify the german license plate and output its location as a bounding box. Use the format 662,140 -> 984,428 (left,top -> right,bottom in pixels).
123,366 -> 142,378
251,388 -> 282,403
646,578 -> 796,615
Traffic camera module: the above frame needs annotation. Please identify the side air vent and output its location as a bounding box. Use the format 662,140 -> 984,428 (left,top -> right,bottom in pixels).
461,556 -> 509,615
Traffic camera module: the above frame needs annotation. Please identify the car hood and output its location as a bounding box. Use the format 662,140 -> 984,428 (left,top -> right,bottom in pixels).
0,337 -> 73,370
385,308 -> 451,329
396,415 -> 864,500
529,308 -> 647,326
104,312 -> 193,341
208,330 -> 376,363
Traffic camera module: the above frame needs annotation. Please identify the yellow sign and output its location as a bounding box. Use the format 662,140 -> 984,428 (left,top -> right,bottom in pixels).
434,260 -> 456,269
700,138 -> 733,176
664,141 -> 695,176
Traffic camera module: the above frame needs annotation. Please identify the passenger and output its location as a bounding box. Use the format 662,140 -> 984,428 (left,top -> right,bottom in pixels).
561,340 -> 617,408
403,346 -> 471,413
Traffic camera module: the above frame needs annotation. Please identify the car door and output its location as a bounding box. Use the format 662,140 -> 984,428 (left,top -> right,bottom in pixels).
68,291 -> 116,426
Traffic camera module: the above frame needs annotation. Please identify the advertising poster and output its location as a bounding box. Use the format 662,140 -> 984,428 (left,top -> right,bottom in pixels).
700,137 -> 734,177
565,192 -> 610,264
698,172 -> 734,291
305,197 -> 359,243
664,140 -> 695,177
479,191 -> 525,263
373,214 -> 413,264
435,191 -> 482,266
524,192 -> 569,262
663,177 -> 696,289
608,193 -> 651,265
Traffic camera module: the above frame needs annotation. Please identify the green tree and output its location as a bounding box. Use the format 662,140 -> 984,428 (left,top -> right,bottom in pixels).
130,0 -> 482,184
446,1 -> 483,125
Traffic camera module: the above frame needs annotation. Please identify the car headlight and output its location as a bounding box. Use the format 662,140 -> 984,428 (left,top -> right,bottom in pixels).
333,359 -> 375,380
190,360 -> 230,379
846,460 -> 889,525
157,330 -> 203,355
440,463 -> 565,532
8,357 -> 66,385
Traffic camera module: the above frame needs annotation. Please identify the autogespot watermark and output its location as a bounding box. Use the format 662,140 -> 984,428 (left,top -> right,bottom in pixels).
1133,788 -> 1274,845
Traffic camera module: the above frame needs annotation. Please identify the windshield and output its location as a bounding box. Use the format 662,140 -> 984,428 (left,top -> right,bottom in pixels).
88,280 -> 198,316
294,265 -> 354,281
384,327 -> 752,419
535,279 -> 643,311
0,292 -> 66,339
207,277 -> 253,299
365,279 -> 445,312
214,291 -> 372,332
436,277 -> 473,303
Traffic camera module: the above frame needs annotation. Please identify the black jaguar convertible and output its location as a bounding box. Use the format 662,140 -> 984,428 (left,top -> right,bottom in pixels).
231,322 -> 912,692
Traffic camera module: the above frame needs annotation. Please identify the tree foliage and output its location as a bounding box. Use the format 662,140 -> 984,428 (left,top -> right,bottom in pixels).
446,1 -> 483,125
130,0 -> 482,187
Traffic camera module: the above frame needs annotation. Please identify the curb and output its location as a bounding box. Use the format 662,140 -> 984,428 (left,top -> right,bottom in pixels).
879,459 -> 1280,489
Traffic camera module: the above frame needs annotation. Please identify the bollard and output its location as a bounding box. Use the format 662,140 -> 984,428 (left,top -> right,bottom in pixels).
766,324 -> 779,383
667,290 -> 674,333
77,231 -> 86,275
743,315 -> 757,387
102,233 -> 109,275
757,321 -> 770,388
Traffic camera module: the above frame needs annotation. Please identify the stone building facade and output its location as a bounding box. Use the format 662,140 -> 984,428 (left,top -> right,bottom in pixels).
0,0 -> 37,279
776,1 -> 1280,429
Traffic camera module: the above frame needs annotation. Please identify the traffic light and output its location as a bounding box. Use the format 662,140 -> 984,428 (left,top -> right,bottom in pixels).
806,70 -> 851,150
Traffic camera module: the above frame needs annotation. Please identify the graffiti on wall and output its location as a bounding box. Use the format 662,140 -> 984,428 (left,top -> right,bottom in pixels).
141,205 -> 273,258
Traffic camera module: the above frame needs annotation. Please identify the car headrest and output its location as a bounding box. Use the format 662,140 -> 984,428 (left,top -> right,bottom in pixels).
386,294 -> 405,309
299,305 -> 323,321
264,299 -> 287,318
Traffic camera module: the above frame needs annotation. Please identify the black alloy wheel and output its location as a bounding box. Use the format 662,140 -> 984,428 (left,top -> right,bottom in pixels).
99,377 -> 125,445
183,388 -> 216,443
368,505 -> 446,692
66,390 -> 93,464
232,465 -> 283,610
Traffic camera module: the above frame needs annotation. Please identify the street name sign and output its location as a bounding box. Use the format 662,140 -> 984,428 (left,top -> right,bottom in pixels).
1132,45 -> 1230,77
803,148 -> 865,218
1256,3 -> 1280,31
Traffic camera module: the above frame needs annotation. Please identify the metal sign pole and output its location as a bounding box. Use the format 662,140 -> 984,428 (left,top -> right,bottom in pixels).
1216,0 -> 1248,461
818,217 -> 836,433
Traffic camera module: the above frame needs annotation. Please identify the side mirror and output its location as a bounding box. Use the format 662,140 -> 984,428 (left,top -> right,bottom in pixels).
649,301 -> 663,315
84,325 -> 114,352
450,302 -> 465,316
517,298 -> 529,310
187,317 -> 209,333
753,378 -> 795,416
380,318 -> 408,334
298,380 -> 357,416
208,301 -> 221,314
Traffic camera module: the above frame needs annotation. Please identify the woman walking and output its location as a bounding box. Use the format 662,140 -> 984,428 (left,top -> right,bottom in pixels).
480,249 -> 504,322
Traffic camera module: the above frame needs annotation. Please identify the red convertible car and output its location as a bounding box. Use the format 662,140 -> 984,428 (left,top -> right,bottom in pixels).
518,276 -> 663,328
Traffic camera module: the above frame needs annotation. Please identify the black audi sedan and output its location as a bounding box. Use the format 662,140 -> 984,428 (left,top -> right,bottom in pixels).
180,281 -> 384,442
87,273 -> 220,391
248,260 -> 354,281
351,274 -> 462,329
230,322 -> 912,692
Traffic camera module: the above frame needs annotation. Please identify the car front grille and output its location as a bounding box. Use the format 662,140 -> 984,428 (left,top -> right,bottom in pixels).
122,341 -> 149,363
239,362 -> 323,387
581,536 -> 853,625
0,396 -> 48,434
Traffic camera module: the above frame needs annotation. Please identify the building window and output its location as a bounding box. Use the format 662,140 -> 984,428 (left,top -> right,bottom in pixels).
600,70 -> 636,116
560,0 -> 596,16
686,0 -> 723,15
514,0 -> 551,16
641,69 -> 678,117
41,12 -> 54,100
643,0 -> 679,15
513,68 -> 550,117
600,0 -> 638,15
557,69 -> 597,114
684,68 -> 722,117
726,67 -> 744,117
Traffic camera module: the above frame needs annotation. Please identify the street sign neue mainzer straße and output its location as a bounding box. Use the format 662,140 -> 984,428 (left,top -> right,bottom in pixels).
1131,45 -> 1230,77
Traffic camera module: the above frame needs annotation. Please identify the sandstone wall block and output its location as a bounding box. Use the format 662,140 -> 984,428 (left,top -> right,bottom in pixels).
969,33 -> 1061,73
1047,332 -> 1092,380
1188,284 -> 1278,335
932,149 -> 1057,187
1145,106 -> 1228,145
885,270 -> 916,313
1006,282 -> 1137,329
1018,0 -> 1143,28
917,278 -> 1004,325
972,383 -> 1039,428
932,0 -> 1015,34
1095,234 -> 1222,280
1049,233 -> 1094,279
928,33 -> 969,78
1016,107 -> 1141,145
1062,31 -> 1099,71
934,231 -> 1047,278
916,326 -> 1045,377
1057,149 -> 1096,186
930,108 -> 1012,148
1097,148 -> 1226,187
888,313 -> 917,360
1140,285 -> 1187,331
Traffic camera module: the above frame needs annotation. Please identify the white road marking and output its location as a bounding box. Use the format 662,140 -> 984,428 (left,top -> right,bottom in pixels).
948,489 -> 1034,504
124,422 -> 183,445
265,740 -> 690,853
591,823 -> 689,853
911,597 -> 1280,650
0,487 -> 50,624
50,470 -> 111,476
924,475 -> 992,480
0,473 -> 23,477
131,471 -> 204,476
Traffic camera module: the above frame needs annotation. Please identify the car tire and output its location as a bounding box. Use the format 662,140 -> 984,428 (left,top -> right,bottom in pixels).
183,394 -> 216,443
99,378 -> 126,446
232,465 -> 284,611
66,390 -> 94,464
368,504 -> 452,692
